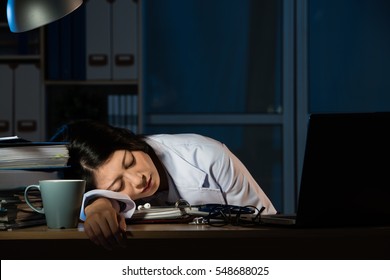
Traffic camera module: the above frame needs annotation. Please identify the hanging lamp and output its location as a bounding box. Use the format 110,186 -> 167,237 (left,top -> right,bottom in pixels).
7,0 -> 83,33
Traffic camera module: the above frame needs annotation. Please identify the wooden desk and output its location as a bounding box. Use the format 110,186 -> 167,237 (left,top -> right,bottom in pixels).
1,223 -> 389,259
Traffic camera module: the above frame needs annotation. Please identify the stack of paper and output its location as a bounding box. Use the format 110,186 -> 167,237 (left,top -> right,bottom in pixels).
0,136 -> 67,229
0,190 -> 46,230
0,137 -> 69,169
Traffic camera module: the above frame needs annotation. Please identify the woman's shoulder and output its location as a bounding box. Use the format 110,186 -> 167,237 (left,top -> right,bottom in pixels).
146,133 -> 227,162
146,133 -> 223,147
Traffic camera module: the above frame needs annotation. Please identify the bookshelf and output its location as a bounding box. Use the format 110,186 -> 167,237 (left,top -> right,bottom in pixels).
43,0 -> 141,139
0,1 -> 141,142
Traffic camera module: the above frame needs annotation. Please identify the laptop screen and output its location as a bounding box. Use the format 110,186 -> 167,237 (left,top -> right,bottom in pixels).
296,113 -> 390,227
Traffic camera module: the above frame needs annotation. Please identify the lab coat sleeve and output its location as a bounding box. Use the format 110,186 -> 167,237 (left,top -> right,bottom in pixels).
214,144 -> 277,215
79,189 -> 136,221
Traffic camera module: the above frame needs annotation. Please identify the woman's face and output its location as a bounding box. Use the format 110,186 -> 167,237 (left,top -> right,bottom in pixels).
93,150 -> 160,200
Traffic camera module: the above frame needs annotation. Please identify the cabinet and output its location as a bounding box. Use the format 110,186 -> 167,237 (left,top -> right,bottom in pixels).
0,13 -> 44,141
86,0 -> 138,80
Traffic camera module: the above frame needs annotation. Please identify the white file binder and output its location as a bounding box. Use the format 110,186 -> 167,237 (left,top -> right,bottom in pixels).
0,65 -> 13,138
86,0 -> 111,80
112,0 -> 138,80
14,64 -> 42,141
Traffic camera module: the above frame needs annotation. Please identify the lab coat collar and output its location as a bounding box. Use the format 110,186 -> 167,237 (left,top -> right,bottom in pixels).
146,137 -> 208,189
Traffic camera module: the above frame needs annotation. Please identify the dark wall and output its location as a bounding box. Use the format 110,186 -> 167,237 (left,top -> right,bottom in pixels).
309,0 -> 390,113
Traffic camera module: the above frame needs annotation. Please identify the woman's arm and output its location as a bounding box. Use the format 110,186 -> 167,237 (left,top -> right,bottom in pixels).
211,143 -> 277,214
83,197 -> 127,250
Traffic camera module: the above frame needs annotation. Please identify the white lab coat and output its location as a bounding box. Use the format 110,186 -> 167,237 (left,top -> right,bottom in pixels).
80,134 -> 277,220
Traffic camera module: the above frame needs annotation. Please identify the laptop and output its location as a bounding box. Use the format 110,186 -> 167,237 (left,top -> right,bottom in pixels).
262,112 -> 390,227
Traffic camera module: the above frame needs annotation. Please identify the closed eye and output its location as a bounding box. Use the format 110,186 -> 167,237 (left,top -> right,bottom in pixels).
123,151 -> 135,169
117,178 -> 125,192
107,176 -> 123,192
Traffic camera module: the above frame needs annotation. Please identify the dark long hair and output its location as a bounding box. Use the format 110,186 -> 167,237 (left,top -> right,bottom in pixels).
54,119 -> 150,191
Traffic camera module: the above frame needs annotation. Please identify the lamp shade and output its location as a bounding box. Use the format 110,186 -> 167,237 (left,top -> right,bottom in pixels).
7,0 -> 83,33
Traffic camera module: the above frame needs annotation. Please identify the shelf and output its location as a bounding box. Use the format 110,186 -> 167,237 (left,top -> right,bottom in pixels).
45,79 -> 138,86
0,55 -> 41,62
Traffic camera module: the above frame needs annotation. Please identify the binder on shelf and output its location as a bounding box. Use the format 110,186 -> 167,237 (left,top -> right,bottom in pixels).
71,3 -> 86,80
86,0 -> 111,79
132,95 -> 138,133
108,95 -> 115,126
14,64 -> 41,141
1,63 -> 43,141
112,0 -> 138,80
119,94 -> 126,128
46,21 -> 61,80
108,94 -> 120,127
107,94 -> 138,133
60,15 -> 72,80
0,65 -> 13,138
126,95 -> 133,131
45,4 -> 86,80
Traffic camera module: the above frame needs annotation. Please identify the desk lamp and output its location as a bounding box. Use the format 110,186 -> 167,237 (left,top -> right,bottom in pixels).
6,0 -> 83,33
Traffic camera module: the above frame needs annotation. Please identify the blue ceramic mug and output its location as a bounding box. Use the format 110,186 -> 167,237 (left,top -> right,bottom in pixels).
24,179 -> 86,229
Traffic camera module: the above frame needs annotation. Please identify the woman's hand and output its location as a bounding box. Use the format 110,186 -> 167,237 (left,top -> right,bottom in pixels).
83,197 -> 127,250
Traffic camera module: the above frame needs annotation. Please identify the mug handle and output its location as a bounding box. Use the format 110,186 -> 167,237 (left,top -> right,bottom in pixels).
24,185 -> 44,214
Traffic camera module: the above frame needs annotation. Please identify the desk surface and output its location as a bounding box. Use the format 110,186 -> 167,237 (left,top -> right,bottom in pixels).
2,222 -> 390,239
0,223 -> 276,239
1,223 -> 325,239
1,223 -> 390,259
